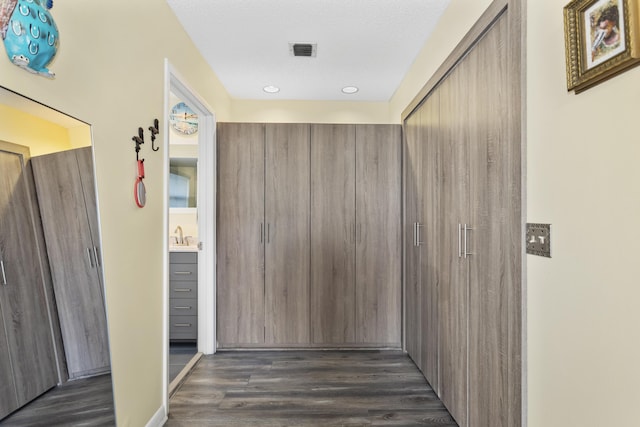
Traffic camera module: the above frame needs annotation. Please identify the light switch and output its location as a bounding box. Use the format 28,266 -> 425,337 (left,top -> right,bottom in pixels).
526,223 -> 551,258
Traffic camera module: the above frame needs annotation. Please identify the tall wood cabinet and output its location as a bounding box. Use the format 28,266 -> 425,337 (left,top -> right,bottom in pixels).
403,8 -> 521,427
310,124 -> 356,344
404,93 -> 441,392
0,142 -> 58,419
264,124 -> 311,345
31,147 -> 110,379
217,123 -> 265,346
217,122 -> 401,348
354,125 -> 401,345
217,123 -> 310,347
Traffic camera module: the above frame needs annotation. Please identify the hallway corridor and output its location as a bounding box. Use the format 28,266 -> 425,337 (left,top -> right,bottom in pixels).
166,350 -> 457,426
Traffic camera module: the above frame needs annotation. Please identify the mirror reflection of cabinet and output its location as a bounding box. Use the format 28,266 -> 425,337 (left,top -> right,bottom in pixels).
0,142 -> 59,419
31,147 -> 110,379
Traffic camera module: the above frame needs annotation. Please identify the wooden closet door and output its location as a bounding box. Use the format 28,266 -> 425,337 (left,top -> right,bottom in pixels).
403,111 -> 422,362
31,149 -> 110,378
310,124 -> 356,344
355,124 -> 401,346
466,15 -> 521,427
76,147 -> 103,276
264,124 -> 310,345
439,63 -> 470,427
217,123 -> 265,346
0,145 -> 57,409
419,92 -> 441,393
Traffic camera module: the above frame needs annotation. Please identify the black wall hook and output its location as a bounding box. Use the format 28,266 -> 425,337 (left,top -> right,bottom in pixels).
149,118 -> 160,152
132,127 -> 144,161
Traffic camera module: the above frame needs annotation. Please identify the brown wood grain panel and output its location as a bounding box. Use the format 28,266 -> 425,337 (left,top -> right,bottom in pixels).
264,123 -> 310,345
419,93 -> 442,395
75,147 -> 103,276
466,14 -> 521,427
403,112 -> 422,364
216,123 -> 265,345
355,124 -> 401,346
0,144 -> 58,410
31,149 -> 110,379
310,124 -> 356,344
438,66 -> 470,427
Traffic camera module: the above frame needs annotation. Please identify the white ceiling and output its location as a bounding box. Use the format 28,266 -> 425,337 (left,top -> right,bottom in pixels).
166,0 -> 451,101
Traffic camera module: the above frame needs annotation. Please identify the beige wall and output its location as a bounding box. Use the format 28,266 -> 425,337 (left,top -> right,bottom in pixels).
388,0 -> 493,119
0,104 -> 74,156
527,1 -> 640,426
0,0 -> 231,425
230,99 -> 392,123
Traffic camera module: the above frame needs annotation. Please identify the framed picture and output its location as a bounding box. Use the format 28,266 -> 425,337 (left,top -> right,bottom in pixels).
564,0 -> 640,92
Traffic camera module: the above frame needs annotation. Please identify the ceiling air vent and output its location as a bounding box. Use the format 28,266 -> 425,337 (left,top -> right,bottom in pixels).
290,43 -> 317,57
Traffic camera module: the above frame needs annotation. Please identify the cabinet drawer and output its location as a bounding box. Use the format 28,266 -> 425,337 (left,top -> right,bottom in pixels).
170,298 -> 197,316
170,252 -> 197,264
170,281 -> 197,299
170,315 -> 197,340
170,263 -> 197,281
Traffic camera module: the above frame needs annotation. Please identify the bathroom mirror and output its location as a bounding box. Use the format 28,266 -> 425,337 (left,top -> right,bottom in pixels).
0,86 -> 114,425
169,157 -> 197,208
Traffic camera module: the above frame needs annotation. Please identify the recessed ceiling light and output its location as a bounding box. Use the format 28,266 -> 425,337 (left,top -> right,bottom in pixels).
263,85 -> 280,93
341,86 -> 359,94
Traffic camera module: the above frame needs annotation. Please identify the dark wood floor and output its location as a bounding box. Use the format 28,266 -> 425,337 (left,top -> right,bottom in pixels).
166,350 -> 458,426
0,374 -> 115,426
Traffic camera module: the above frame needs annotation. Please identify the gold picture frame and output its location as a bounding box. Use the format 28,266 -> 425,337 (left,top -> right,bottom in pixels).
564,0 -> 640,93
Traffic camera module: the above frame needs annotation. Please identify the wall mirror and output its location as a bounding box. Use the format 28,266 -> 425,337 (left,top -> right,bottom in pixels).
0,86 -> 114,425
169,157 -> 198,208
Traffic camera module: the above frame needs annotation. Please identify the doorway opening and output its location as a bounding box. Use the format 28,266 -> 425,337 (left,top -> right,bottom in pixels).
163,60 -> 217,410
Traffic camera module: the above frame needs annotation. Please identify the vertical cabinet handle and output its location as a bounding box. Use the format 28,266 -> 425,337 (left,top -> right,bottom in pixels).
266,223 -> 270,244
416,223 -> 424,246
93,246 -> 101,267
413,222 -> 417,247
86,248 -> 95,268
463,224 -> 473,259
260,223 -> 263,244
0,260 -> 6,285
458,223 -> 462,258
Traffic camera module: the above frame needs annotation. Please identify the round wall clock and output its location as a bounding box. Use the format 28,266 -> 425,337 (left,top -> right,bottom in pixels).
169,102 -> 198,135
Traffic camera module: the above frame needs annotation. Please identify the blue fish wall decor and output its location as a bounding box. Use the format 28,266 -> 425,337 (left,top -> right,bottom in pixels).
0,0 -> 58,78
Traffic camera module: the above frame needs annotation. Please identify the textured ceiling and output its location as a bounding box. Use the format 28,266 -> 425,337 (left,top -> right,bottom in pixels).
166,0 -> 451,101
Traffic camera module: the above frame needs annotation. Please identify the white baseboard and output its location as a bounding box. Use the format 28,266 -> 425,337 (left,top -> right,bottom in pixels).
145,406 -> 167,427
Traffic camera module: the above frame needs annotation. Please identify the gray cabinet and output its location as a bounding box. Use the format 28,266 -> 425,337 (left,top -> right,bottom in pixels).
355,125 -> 402,346
31,147 -> 110,379
310,124 -> 356,344
310,124 -> 402,346
217,122 -> 311,347
218,122 -> 401,348
403,10 -> 522,427
169,252 -> 198,341
404,94 -> 441,391
264,124 -> 310,345
216,123 -> 265,346
0,142 -> 58,419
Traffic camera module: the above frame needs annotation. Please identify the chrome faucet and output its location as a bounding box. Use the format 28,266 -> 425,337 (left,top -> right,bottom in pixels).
174,225 -> 184,245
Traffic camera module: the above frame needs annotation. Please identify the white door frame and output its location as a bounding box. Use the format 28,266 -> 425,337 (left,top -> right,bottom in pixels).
162,59 -> 217,412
